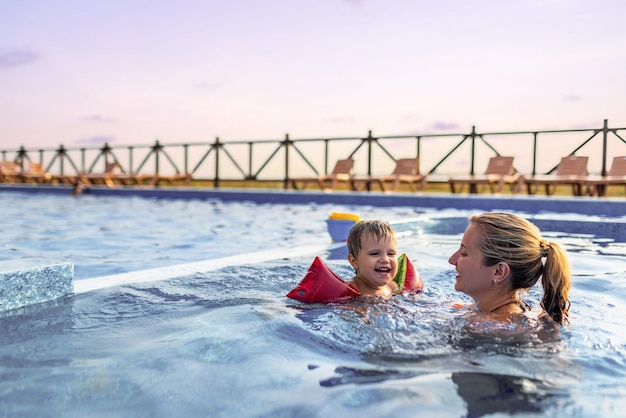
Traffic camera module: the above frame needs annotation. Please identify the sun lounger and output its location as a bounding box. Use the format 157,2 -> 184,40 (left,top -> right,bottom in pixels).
290,158 -> 354,191
0,161 -> 21,183
20,162 -> 53,183
448,156 -> 522,194
86,162 -> 143,187
585,156 -> 626,197
525,155 -> 588,196
351,158 -> 428,192
143,172 -> 192,186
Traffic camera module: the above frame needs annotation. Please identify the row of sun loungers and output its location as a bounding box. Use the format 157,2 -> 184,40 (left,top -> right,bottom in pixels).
289,158 -> 428,193
0,161 -> 53,184
289,155 -> 626,197
451,155 -> 626,197
85,162 -> 191,187
2,156 -> 625,196
0,161 -> 191,187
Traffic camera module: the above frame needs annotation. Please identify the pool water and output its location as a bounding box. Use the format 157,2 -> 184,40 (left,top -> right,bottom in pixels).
1,192 -> 625,417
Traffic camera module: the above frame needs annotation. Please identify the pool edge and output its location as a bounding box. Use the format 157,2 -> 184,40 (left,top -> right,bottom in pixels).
1,183 -> 624,217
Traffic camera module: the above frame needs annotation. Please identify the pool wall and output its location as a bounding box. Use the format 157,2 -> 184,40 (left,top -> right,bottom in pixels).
0,259 -> 73,312
2,183 -> 626,217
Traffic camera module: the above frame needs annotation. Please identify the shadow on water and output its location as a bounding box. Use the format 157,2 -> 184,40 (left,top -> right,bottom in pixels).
451,372 -> 566,418
317,366 -> 564,417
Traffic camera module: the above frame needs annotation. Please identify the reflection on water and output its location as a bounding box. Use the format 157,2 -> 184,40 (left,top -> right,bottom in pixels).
317,368 -> 564,417
451,372 -> 563,418
320,366 -> 420,387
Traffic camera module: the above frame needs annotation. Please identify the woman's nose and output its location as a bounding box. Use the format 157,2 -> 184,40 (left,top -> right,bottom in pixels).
448,250 -> 459,265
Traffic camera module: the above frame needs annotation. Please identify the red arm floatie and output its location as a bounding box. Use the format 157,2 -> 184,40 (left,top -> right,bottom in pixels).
286,256 -> 360,303
393,253 -> 424,293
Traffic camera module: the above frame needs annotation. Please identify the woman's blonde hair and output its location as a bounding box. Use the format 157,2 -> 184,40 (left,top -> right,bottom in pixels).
469,212 -> 571,324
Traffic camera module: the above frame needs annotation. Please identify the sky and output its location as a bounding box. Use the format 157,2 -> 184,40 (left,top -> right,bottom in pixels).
1,0 -> 625,151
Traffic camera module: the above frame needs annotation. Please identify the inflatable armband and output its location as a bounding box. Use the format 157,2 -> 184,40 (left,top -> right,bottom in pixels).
393,253 -> 424,293
286,256 -> 360,303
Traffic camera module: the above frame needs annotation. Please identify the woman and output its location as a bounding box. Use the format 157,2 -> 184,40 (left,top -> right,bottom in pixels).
449,212 -> 571,324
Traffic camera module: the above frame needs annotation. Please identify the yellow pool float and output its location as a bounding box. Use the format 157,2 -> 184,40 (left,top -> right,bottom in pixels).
328,212 -> 360,222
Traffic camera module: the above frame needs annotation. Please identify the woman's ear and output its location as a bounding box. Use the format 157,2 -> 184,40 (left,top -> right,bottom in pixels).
493,261 -> 511,284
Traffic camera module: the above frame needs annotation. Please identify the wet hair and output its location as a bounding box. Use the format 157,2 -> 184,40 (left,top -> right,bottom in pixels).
347,219 -> 396,258
469,212 -> 571,325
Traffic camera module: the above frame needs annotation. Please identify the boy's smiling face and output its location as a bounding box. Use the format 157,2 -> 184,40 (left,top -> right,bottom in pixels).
348,231 -> 398,296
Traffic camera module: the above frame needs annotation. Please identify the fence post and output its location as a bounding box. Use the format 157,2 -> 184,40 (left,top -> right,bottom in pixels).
601,119 -> 609,176
531,132 -> 538,176
57,145 -> 66,175
247,142 -> 254,180
366,130 -> 373,176
366,130 -> 375,191
102,142 -> 112,167
416,136 -> 421,160
16,146 -> 28,169
183,144 -> 189,177
323,139 -> 330,173
214,137 -> 220,188
283,133 -> 290,190
80,148 -> 86,173
462,126 -> 479,193
128,146 -> 134,173
153,140 -> 161,175
469,126 -> 477,176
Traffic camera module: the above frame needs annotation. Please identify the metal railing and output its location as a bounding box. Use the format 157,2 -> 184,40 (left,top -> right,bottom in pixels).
2,119 -> 625,189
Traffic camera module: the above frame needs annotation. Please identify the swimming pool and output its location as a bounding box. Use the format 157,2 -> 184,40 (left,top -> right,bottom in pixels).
1,190 -> 625,417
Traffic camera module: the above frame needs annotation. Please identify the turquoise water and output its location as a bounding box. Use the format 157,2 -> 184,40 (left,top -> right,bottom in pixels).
1,192 -> 625,417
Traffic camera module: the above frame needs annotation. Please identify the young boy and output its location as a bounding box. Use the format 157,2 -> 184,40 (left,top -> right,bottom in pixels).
346,219 -> 399,298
